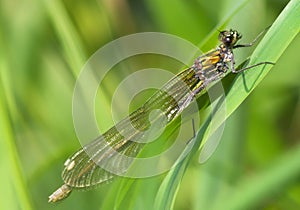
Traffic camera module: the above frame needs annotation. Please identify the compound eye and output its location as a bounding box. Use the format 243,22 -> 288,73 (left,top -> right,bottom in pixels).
218,31 -> 227,41
225,36 -> 232,43
218,30 -> 233,44
218,29 -> 242,46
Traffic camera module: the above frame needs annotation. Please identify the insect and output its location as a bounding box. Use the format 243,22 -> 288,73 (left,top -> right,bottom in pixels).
49,28 -> 273,202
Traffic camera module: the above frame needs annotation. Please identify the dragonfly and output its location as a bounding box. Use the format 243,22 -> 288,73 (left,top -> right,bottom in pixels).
49,28 -> 274,202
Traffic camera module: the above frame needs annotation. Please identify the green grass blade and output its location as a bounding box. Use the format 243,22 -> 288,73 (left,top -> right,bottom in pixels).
43,0 -> 86,76
200,0 -> 300,147
225,0 -> 300,117
154,120 -> 210,210
215,142 -> 300,210
153,0 -> 300,209
0,76 -> 33,210
0,19 -> 34,209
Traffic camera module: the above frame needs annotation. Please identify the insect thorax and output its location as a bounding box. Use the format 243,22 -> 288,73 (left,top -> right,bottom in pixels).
192,44 -> 233,83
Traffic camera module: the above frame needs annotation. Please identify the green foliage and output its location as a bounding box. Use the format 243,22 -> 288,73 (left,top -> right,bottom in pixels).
0,0 -> 299,210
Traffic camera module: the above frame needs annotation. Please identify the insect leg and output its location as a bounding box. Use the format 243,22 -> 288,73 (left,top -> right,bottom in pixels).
233,26 -> 271,49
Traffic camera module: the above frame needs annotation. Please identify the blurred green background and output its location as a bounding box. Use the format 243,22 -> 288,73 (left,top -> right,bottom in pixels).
1,0 -> 300,209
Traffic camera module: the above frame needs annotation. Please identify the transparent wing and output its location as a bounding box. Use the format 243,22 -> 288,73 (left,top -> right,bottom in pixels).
62,67 -> 204,188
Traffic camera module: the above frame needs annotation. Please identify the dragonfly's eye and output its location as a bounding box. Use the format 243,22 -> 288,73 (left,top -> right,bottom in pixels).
219,30 -> 233,45
219,30 -> 242,46
233,30 -> 242,41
